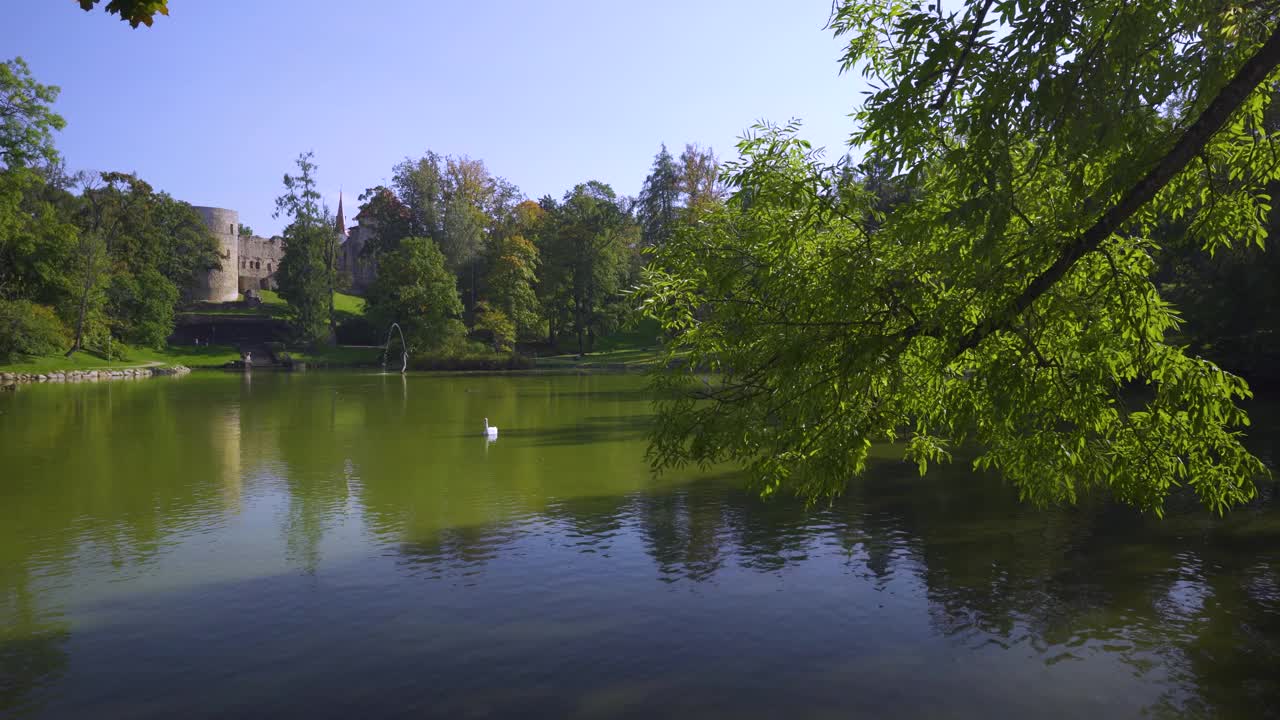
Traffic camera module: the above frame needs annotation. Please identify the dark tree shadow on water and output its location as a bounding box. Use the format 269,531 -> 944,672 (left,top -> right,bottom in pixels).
0,628 -> 70,719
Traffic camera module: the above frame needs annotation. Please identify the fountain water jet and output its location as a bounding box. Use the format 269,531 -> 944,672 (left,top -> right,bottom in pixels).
382,323 -> 408,374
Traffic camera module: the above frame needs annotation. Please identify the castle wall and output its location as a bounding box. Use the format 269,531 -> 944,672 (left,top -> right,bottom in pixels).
238,235 -> 285,292
340,224 -> 377,293
192,206 -> 240,302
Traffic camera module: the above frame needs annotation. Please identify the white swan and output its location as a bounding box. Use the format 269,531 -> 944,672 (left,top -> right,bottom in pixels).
484,418 -> 498,439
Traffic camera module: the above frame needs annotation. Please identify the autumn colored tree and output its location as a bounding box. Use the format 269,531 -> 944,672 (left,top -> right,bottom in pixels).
677,143 -> 724,214
485,233 -> 542,339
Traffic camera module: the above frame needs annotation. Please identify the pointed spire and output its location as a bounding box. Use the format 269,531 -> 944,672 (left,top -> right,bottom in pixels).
335,190 -> 347,237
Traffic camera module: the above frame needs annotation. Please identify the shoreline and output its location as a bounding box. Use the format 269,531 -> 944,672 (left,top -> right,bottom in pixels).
0,363 -> 654,389
1,365 -> 191,388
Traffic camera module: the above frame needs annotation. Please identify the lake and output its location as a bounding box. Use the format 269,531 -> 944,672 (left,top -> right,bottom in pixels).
1,371 -> 1278,719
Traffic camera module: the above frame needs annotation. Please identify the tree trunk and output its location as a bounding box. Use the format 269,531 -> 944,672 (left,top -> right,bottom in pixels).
66,290 -> 88,356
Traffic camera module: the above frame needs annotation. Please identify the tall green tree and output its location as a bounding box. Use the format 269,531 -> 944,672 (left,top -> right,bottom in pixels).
355,185 -> 412,260
440,156 -> 489,305
365,237 -> 464,352
74,172 -> 218,348
541,182 -> 632,353
0,57 -> 77,356
392,153 -> 445,244
637,144 -> 680,248
0,57 -> 73,304
641,1 -> 1280,514
0,58 -> 64,171
274,151 -> 336,345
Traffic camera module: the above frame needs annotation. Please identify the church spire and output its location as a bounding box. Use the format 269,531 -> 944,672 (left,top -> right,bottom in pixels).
335,190 -> 347,237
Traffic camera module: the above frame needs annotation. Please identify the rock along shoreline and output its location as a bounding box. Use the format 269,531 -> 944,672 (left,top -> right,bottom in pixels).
0,365 -> 191,389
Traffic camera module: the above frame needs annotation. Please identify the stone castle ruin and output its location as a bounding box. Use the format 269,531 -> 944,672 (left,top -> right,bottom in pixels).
190,195 -> 374,304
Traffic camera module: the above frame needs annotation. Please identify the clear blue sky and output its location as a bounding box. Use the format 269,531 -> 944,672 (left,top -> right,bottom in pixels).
12,1 -> 863,235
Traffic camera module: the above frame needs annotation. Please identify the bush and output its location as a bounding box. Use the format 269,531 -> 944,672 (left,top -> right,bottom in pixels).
408,351 -> 534,371
408,335 -> 533,370
335,315 -> 379,345
0,299 -> 70,362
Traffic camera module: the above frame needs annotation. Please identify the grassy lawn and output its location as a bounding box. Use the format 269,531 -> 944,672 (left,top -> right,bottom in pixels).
532,318 -> 667,369
331,291 -> 366,318
178,291 -> 365,319
0,344 -> 241,373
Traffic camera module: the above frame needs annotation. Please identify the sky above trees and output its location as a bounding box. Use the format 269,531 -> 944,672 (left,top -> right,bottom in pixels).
12,0 -> 859,235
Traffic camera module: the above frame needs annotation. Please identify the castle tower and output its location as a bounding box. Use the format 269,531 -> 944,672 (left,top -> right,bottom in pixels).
192,206 -> 240,303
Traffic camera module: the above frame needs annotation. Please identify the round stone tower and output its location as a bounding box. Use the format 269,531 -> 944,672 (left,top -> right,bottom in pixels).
192,206 -> 240,303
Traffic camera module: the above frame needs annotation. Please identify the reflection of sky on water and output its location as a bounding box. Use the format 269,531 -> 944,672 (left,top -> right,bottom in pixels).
0,372 -> 1277,719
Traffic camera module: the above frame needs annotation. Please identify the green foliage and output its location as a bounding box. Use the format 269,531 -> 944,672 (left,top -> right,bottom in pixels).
0,299 -> 68,362
378,153 -> 522,312
484,233 -> 542,339
408,337 -> 533,371
75,0 -> 168,27
274,151 -> 336,345
355,185 -> 412,258
638,143 -> 726,249
0,58 -> 65,170
0,170 -> 78,311
473,301 -> 516,352
73,172 -> 217,350
237,223 -> 254,237
65,228 -> 109,354
638,144 -> 680,248
1,59 -> 218,361
538,182 -> 635,353
365,236 -> 464,352
641,1 -> 1280,514
392,153 -> 446,244
107,265 -> 177,348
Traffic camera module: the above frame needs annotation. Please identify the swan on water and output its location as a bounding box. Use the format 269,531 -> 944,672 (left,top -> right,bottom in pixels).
484,418 -> 498,439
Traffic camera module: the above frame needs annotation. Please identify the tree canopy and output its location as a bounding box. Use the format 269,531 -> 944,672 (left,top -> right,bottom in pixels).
274,152 -> 336,345
365,236 -> 464,352
641,0 -> 1280,514
1,57 -> 215,360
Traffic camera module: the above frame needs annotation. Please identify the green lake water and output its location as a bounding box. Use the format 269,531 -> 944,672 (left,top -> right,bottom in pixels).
1,371 -> 1278,719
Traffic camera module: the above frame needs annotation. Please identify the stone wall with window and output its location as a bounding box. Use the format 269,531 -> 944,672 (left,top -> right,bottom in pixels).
238,235 -> 286,292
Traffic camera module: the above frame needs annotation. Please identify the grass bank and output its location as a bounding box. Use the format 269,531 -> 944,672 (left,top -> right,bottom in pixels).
178,291 -> 366,319
0,344 -> 241,373
531,346 -> 664,370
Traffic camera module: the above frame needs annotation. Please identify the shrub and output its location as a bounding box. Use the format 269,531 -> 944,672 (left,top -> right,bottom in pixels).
0,299 -> 70,362
336,315 -> 379,345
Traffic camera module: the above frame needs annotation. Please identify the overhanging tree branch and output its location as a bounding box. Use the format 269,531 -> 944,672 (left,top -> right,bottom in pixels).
932,0 -> 996,110
952,26 -> 1280,358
